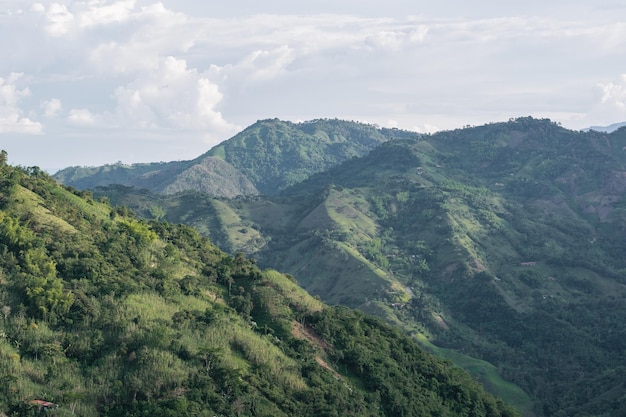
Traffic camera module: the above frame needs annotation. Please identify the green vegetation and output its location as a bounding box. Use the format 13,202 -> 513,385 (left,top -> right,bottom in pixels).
53,118 -> 626,416
93,118 -> 626,417
0,156 -> 517,416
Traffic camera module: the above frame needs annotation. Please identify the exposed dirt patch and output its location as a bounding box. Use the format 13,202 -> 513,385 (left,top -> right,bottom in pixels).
432,313 -> 450,330
470,258 -> 486,272
315,356 -> 342,379
291,321 -> 329,350
291,321 -> 342,379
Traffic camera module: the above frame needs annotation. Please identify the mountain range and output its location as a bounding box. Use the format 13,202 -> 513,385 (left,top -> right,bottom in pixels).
53,117 -> 626,417
54,118 -> 393,197
0,155 -> 518,417
584,121 -> 626,133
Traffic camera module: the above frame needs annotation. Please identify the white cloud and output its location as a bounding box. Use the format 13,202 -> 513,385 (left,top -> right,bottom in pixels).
90,40 -> 161,74
86,3 -> 191,74
111,56 -> 236,133
226,45 -> 295,83
0,73 -> 43,134
364,30 -> 406,50
412,123 -> 440,134
32,1 -> 137,36
579,74 -> 626,127
77,0 -> 136,28
40,3 -> 75,36
598,75 -> 626,110
31,3 -> 46,13
41,98 -> 63,117
68,108 -> 99,126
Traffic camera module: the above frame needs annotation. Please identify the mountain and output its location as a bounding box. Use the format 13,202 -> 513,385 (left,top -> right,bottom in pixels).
54,118 -> 395,197
0,156 -> 518,417
53,157 -> 259,199
203,118 -> 400,194
94,117 -> 626,417
584,121 -> 626,133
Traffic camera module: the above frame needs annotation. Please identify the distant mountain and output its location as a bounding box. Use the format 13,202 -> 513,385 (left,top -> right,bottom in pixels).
584,121 -> 626,133
98,117 -> 626,417
54,118 -> 396,197
0,158 -> 519,417
53,157 -> 258,198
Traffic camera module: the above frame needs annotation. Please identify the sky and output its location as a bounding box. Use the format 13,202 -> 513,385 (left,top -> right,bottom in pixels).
1,1 -> 626,172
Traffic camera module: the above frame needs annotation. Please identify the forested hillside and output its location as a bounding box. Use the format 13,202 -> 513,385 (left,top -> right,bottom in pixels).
92,118 -> 626,417
0,154 -> 517,417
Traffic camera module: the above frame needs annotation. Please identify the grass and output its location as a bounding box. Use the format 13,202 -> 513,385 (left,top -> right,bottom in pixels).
211,199 -> 266,253
123,293 -> 179,322
15,186 -> 77,234
416,334 -> 535,417
263,270 -> 324,313
48,185 -> 113,220
324,188 -> 378,239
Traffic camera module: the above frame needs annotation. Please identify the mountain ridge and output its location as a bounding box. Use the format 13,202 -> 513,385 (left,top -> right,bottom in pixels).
54,118 -> 396,198
89,117 -> 626,417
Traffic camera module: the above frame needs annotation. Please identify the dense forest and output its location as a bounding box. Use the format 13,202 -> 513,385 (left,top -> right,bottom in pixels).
0,153 -> 518,416
73,118 -> 626,417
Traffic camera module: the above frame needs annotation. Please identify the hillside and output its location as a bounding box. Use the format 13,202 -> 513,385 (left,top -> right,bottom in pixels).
96,118 -> 626,417
54,118 -> 396,197
0,155 -> 517,417
53,157 -> 258,199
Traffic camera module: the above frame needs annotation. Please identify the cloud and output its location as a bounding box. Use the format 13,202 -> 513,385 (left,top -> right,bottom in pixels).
87,3 -> 191,74
34,2 -> 75,36
41,98 -> 63,117
209,45 -> 296,87
111,56 -> 236,133
583,74 -> 626,125
77,0 -> 136,28
32,1 -> 138,36
0,73 -> 43,134
67,108 -> 100,126
598,75 -> 626,110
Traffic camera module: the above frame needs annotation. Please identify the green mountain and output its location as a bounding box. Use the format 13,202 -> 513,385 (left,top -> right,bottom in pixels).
53,157 -> 259,199
93,117 -> 626,417
54,118 -> 394,198
204,118 -> 398,194
0,155 -> 517,416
